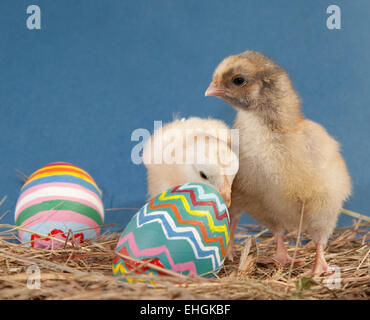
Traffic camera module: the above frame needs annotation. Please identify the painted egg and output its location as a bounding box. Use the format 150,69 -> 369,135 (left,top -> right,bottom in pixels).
112,182 -> 230,279
15,162 -> 104,248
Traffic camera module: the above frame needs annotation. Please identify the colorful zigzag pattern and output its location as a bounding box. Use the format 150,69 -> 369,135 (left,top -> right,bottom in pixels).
113,183 -> 230,278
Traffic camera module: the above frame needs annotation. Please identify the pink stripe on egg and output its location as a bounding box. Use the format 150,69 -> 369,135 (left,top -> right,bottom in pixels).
16,195 -> 101,220
18,210 -> 100,240
15,182 -> 104,220
117,232 -> 197,276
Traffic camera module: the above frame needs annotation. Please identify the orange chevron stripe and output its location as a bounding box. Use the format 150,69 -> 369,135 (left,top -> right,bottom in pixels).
159,191 -> 229,242
149,198 -> 227,257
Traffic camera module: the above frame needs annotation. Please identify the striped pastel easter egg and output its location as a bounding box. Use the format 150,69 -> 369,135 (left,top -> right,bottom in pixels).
15,162 -> 104,248
112,182 -> 230,279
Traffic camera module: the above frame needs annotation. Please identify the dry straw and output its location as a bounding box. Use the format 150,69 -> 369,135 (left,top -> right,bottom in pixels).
0,208 -> 368,300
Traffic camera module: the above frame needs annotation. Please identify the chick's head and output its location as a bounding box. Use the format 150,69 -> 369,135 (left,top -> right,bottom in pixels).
190,163 -> 235,208
205,50 -> 288,110
182,135 -> 239,207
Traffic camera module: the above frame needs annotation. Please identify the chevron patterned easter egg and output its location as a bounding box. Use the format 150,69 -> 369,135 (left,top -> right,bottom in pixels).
112,182 -> 230,279
15,162 -> 104,249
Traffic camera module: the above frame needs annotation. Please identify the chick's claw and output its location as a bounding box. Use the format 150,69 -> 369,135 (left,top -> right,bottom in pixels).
225,245 -> 235,262
311,243 -> 329,275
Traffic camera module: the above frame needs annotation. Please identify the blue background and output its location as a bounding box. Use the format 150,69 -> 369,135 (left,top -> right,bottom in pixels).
0,0 -> 369,233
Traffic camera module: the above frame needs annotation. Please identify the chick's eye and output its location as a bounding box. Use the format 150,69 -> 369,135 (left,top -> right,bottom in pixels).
199,171 -> 208,180
232,77 -> 246,86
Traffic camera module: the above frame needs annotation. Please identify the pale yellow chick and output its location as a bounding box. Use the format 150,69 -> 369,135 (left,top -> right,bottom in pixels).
143,117 -> 239,207
205,51 -> 351,274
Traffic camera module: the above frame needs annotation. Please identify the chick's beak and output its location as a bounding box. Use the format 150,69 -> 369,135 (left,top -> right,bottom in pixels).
221,192 -> 231,208
219,179 -> 232,207
205,82 -> 226,97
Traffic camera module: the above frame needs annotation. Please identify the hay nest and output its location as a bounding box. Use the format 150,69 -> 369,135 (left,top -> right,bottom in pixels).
0,213 -> 369,300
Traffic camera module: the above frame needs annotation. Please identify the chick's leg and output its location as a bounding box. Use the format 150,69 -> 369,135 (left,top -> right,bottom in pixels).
225,213 -> 242,262
257,232 -> 304,266
312,243 -> 329,275
306,207 -> 338,275
273,232 -> 293,265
